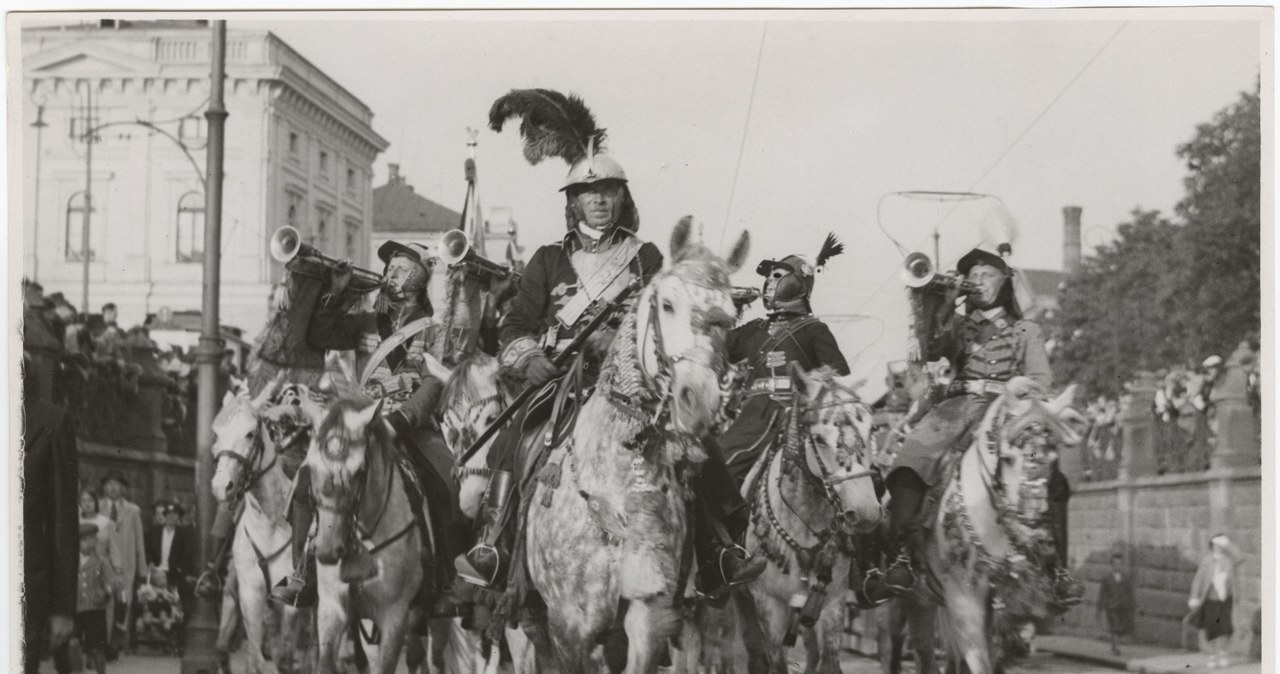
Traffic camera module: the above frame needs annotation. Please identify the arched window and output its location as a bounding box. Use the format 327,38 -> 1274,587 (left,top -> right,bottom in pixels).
65,191 -> 96,261
176,192 -> 205,263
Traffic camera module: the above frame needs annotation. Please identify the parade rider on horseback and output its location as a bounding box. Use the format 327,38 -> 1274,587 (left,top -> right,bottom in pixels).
879,246 -> 1084,607
270,241 -> 459,607
455,88 -> 767,596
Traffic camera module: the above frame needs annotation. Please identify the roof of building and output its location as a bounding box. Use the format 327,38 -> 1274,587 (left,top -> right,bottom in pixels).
373,167 -> 461,233
1020,268 -> 1067,300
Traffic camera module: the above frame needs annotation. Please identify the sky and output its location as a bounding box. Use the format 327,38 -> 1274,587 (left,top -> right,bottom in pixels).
13,8 -> 1267,399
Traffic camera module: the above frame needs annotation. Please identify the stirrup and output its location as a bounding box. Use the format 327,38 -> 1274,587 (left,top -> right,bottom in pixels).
269,573 -> 308,607
859,568 -> 893,607
194,571 -> 223,601
720,545 -> 767,586
885,554 -> 916,594
454,546 -> 504,589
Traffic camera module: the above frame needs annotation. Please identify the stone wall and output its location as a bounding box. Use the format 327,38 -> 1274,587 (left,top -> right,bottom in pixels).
1054,348 -> 1262,656
1057,468 -> 1261,653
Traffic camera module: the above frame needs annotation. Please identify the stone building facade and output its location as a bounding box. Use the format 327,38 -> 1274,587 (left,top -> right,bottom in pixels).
19,20 -> 389,338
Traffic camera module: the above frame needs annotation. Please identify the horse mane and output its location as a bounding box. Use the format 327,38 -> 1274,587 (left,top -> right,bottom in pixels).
441,352 -> 500,411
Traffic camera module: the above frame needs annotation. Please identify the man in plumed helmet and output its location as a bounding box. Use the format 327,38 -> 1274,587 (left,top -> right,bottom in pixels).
876,246 -> 1083,607
271,240 -> 459,608
455,89 -> 765,596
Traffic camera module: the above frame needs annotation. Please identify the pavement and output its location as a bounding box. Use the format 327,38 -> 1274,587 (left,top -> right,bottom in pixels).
29,636 -> 1265,673
1035,635 -> 1262,674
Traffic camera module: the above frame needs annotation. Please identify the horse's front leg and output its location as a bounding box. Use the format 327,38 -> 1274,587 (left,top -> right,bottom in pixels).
372,598 -> 414,674
234,555 -> 269,674
909,597 -> 940,674
944,582 -> 991,674
505,624 -> 537,674
623,597 -> 680,674
315,565 -> 349,674
814,600 -> 844,674
749,591 -> 792,674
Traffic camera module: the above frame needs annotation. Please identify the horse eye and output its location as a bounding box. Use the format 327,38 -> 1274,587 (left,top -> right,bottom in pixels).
662,300 -> 675,314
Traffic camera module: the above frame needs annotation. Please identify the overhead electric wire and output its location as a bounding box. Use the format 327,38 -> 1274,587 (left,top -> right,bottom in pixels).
854,20 -> 1129,317
719,21 -> 769,249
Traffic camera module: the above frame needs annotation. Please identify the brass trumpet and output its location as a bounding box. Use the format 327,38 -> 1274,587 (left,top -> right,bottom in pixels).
900,252 -> 979,294
270,226 -> 385,293
440,229 -> 515,281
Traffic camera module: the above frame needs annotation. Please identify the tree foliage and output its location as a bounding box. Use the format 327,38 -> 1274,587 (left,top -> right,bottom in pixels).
1051,85 -> 1260,396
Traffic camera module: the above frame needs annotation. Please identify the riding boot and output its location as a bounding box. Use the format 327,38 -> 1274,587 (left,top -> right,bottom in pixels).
694,503 -> 767,599
884,473 -> 927,596
455,470 -> 514,589
270,497 -> 317,608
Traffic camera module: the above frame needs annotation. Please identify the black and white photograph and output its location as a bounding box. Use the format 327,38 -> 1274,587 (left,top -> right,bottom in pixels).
7,6 -> 1271,674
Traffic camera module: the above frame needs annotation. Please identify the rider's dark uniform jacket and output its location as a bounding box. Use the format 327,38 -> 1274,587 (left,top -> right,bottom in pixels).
719,311 -> 850,483
888,304 -> 1050,487
499,229 -> 664,357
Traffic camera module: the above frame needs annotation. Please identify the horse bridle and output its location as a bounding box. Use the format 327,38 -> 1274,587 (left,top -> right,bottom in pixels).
312,426 -> 417,558
448,392 -> 504,482
637,288 -> 731,428
213,407 -> 279,503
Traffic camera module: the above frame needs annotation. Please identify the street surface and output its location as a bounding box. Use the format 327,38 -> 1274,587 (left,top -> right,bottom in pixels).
24,648 -> 1263,674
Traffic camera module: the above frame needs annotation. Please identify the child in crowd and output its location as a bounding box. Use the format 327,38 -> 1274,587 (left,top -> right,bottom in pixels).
75,523 -> 113,674
1097,552 -> 1135,655
135,566 -> 184,654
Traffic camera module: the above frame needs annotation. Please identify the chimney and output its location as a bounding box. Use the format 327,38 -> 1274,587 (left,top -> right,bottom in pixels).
388,163 -> 401,185
1062,206 -> 1082,275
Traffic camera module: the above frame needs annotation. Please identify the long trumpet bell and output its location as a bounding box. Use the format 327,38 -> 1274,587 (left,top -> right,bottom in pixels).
900,252 -> 979,294
440,229 -> 515,281
270,226 -> 384,293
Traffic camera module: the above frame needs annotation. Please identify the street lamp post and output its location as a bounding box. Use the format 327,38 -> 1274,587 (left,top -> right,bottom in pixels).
81,82 -> 95,314
182,20 -> 227,674
30,99 -> 47,283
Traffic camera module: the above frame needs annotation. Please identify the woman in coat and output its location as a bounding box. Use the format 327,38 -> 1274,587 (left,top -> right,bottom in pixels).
1188,533 -> 1243,668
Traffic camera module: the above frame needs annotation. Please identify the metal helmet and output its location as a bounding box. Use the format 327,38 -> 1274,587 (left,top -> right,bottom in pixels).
757,254 -> 816,311
560,153 -> 628,192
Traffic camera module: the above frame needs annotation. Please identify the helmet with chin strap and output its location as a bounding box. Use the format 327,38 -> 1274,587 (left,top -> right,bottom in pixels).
757,234 -> 844,313
561,151 -> 628,192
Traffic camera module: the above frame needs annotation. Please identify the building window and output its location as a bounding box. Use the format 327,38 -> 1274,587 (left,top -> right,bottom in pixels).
285,191 -> 304,230
64,192 -> 96,261
346,167 -> 356,194
176,192 -> 205,263
179,115 -> 206,142
319,150 -> 329,177
288,131 -> 299,156
345,220 -> 360,259
316,207 -> 331,253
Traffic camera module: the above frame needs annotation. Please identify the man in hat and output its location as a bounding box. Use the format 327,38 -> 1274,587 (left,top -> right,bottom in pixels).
271,240 -> 458,608
145,503 -> 192,593
457,88 -> 766,595
98,471 -> 148,653
22,352 -> 79,673
877,247 -> 1082,607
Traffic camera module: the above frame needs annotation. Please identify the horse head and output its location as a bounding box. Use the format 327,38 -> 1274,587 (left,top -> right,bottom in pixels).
632,217 -> 750,437
440,353 -> 507,519
305,395 -> 389,566
796,367 -> 884,534
982,377 -> 1086,520
210,378 -> 281,503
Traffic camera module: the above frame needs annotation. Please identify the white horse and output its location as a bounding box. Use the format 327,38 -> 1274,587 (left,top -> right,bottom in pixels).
927,378 -> 1085,674
524,219 -> 749,673
210,382 -> 312,674
439,352 -> 539,674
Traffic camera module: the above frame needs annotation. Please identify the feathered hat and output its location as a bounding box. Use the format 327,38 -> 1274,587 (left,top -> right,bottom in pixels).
756,233 -> 844,308
488,88 -> 624,192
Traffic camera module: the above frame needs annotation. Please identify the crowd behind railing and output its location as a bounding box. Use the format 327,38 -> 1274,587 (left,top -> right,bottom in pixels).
21,280 -> 241,456
1080,337 -> 1261,481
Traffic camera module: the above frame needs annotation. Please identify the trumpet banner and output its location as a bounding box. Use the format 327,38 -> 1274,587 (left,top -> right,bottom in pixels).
432,265 -> 512,366
247,256 -> 362,396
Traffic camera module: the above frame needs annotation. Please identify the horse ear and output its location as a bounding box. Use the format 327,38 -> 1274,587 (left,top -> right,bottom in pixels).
725,230 -> 751,274
360,397 -> 385,428
670,216 -> 694,261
